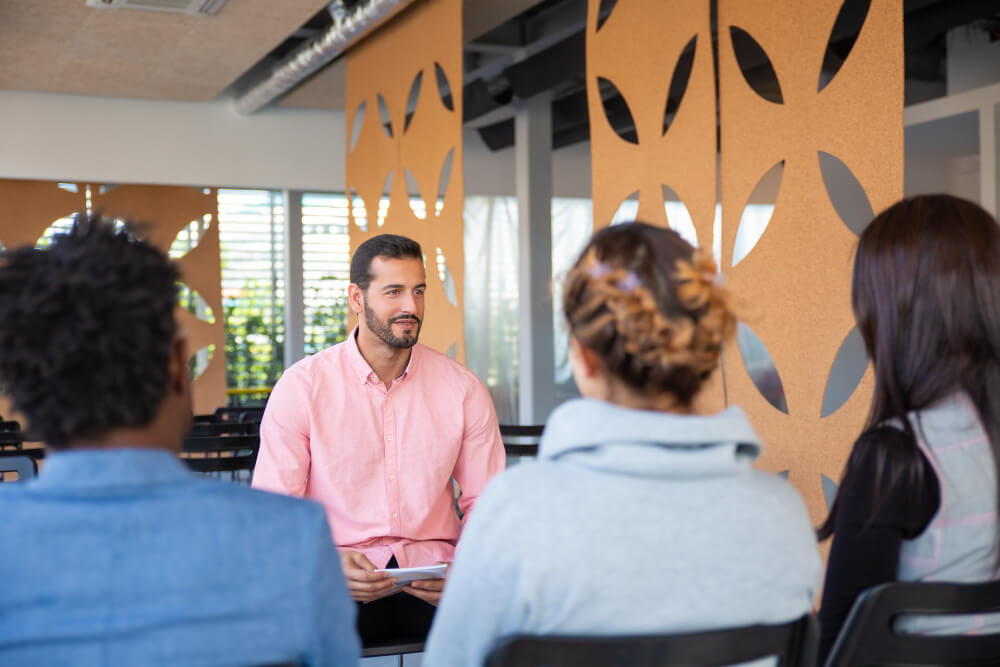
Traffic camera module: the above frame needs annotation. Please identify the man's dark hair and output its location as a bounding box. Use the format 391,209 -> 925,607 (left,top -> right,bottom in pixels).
350,234 -> 423,291
0,213 -> 179,448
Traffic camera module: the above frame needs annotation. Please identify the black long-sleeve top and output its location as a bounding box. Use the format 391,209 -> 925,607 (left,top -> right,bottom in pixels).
817,426 -> 941,662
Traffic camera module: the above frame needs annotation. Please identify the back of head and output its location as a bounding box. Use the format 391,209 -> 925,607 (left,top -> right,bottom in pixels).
0,214 -> 179,448
562,222 -> 735,407
853,194 -> 1000,420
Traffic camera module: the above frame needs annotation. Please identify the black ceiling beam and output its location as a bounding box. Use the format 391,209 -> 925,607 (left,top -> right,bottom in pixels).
905,0 -> 1000,49
502,31 -> 586,99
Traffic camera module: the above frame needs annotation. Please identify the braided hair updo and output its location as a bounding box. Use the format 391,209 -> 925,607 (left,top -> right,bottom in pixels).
562,222 -> 736,406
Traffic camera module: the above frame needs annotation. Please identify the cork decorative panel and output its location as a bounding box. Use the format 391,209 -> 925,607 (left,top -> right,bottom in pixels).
92,185 -> 226,415
718,0 -> 903,522
345,0 -> 465,361
586,0 -> 721,410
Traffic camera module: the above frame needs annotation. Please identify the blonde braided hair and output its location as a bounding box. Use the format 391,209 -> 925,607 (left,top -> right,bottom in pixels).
563,223 -> 736,403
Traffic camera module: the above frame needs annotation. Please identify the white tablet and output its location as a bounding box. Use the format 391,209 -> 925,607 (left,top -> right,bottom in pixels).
375,563 -> 448,587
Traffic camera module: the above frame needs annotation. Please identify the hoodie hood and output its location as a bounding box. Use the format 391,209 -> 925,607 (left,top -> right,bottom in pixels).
538,398 -> 763,479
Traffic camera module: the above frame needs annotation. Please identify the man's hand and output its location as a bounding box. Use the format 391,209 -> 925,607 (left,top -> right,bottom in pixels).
403,563 -> 450,606
339,549 -> 397,603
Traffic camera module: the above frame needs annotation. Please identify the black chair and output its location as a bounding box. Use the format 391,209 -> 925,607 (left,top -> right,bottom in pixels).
824,580 -> 1000,667
0,454 -> 37,482
499,424 -> 544,460
214,406 -> 265,423
187,421 -> 259,438
361,642 -> 425,659
181,430 -> 260,484
485,615 -> 817,667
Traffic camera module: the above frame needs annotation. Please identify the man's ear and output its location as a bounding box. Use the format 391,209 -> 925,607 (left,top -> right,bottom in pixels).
169,335 -> 191,397
347,283 -> 364,316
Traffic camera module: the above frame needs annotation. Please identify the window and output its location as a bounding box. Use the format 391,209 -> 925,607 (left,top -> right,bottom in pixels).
217,189 -> 285,389
301,193 -> 354,356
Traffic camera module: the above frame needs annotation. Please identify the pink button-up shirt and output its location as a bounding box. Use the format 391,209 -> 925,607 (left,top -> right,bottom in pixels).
252,331 -> 505,568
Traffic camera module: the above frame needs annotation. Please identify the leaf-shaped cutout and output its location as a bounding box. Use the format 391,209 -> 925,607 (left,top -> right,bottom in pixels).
732,160 -> 783,266
98,184 -> 119,195
821,326 -> 868,418
376,92 -> 393,138
736,322 -> 789,414
819,0 -> 871,92
595,0 -> 618,31
822,473 -> 839,511
168,214 -> 212,259
778,470 -> 790,480
405,169 -> 427,220
404,70 -> 423,133
596,77 -> 639,144
349,100 -> 366,153
377,170 -> 393,228
57,182 -> 78,193
188,343 -> 216,381
36,215 -> 79,249
446,343 -> 457,360
662,184 -> 699,247
609,190 -> 639,226
177,282 -> 216,324
818,151 -> 874,236
348,187 -> 367,232
436,248 -> 458,306
729,26 -> 783,104
435,148 -> 454,216
663,35 -> 697,136
434,63 -> 454,111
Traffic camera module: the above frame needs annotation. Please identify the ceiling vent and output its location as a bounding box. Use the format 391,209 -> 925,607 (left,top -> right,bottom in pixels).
85,0 -> 228,16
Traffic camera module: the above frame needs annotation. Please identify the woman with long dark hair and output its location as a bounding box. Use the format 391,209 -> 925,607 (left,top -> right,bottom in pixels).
818,194 -> 1000,658
424,222 -> 821,667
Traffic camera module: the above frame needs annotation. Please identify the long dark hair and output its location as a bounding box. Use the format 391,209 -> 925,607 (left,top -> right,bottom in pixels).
819,194 -> 1000,539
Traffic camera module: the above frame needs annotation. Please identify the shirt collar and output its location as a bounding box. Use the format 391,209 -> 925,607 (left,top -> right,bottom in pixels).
31,448 -> 193,491
346,326 -> 418,386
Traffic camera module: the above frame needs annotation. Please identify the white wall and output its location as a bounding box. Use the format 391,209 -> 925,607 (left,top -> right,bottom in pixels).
947,25 -> 1000,96
0,86 -> 990,211
0,89 -> 346,191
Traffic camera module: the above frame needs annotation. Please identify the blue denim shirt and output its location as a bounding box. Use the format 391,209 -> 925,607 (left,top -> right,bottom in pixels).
0,448 -> 360,666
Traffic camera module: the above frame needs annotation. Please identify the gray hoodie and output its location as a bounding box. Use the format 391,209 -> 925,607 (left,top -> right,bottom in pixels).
424,398 -> 821,666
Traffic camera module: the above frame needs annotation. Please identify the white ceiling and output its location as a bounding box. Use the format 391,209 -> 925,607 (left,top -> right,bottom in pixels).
0,0 -> 540,110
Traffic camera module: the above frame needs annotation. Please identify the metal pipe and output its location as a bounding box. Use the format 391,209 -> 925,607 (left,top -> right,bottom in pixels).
233,0 -> 417,115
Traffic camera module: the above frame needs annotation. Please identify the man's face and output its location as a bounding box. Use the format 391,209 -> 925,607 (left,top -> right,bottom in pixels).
360,256 -> 426,349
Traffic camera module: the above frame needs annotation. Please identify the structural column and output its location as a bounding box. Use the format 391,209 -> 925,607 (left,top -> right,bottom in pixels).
515,92 -> 556,424
283,189 -> 306,367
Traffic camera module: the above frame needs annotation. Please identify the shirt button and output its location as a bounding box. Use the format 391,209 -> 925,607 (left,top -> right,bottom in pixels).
388,474 -> 395,481
387,434 -> 393,441
392,512 -> 398,519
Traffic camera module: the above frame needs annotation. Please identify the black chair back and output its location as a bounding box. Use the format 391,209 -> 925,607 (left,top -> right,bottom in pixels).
0,455 -> 37,482
499,424 -> 543,460
825,580 -> 1000,667
181,421 -> 260,484
486,614 -> 817,667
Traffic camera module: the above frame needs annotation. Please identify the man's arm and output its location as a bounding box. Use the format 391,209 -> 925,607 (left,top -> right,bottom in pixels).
252,365 -> 312,498
451,378 -> 506,520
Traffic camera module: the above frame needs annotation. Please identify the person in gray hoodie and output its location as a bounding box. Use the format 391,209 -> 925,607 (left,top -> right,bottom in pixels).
423,221 -> 821,666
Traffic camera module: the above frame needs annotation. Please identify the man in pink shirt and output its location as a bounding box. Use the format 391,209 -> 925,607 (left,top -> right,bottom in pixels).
253,233 -> 505,647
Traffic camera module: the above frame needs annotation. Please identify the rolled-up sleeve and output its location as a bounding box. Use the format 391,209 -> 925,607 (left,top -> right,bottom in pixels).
252,364 -> 313,498
453,377 -> 506,521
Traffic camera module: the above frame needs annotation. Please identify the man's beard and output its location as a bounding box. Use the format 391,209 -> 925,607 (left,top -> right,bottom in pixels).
364,300 -> 421,349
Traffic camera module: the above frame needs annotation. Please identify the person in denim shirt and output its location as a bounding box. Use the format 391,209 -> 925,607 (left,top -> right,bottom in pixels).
0,214 -> 359,666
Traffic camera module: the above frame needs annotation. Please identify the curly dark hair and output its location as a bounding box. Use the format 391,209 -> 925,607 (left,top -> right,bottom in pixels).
0,213 -> 179,447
